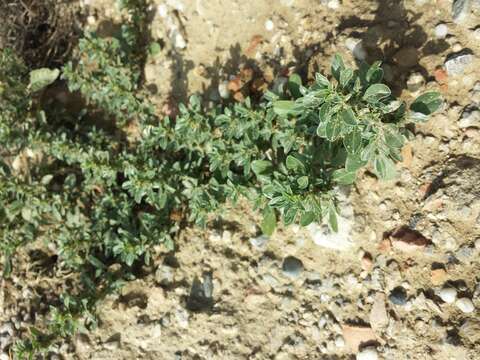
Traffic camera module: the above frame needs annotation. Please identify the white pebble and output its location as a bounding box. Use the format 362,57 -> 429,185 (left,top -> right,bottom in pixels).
439,287 -> 457,303
435,24 -> 448,39
265,19 -> 274,31
157,4 -> 168,18
327,0 -> 340,9
357,347 -> 378,360
218,81 -> 230,99
456,298 -> 475,313
335,335 -> 345,348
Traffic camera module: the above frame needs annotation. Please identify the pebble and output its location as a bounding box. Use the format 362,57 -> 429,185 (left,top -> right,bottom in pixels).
475,238 -> 480,250
452,0 -> 471,23
459,107 -> 480,128
370,293 -> 389,328
335,335 -> 345,348
250,235 -> 269,249
455,245 -> 474,262
155,265 -> 174,286
345,38 -> 367,61
175,308 -> 189,328
406,72 -> 425,92
265,20 -> 274,31
445,52 -> 475,76
327,0 -> 340,9
439,287 -> 457,303
0,354 -> 9,360
456,298 -> 475,313
218,81 -> 230,99
357,347 -> 378,360
435,24 -> 448,39
431,268 -> 448,286
459,319 -> 480,342
307,221 -> 353,251
282,256 -> 304,279
389,286 -> 407,306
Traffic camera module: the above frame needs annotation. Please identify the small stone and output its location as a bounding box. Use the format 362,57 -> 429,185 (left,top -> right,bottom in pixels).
175,308 -> 189,328
155,265 -> 174,286
335,335 -> 345,348
345,38 -> 367,61
250,235 -> 269,249
445,52 -> 475,76
282,256 -> 304,279
342,325 -> 377,352
456,298 -> 475,313
459,107 -> 480,128
455,245 -> 474,262
0,354 -> 9,360
265,19 -> 274,31
389,286 -> 407,306
431,268 -> 448,286
361,253 -> 373,271
435,24 -> 448,39
406,72 -> 425,92
439,287 -> 457,303
218,81 -> 230,99
394,47 -> 418,67
390,227 -> 429,253
327,0 -> 340,9
452,0 -> 472,23
357,347 -> 378,360
370,293 -> 389,329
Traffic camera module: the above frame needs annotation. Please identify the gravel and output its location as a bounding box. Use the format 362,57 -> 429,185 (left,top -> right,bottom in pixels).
456,298 -> 475,313
439,287 -> 458,303
282,256 -> 304,279
357,347 -> 378,360
435,24 -> 448,39
389,286 -> 407,306
445,52 -> 475,76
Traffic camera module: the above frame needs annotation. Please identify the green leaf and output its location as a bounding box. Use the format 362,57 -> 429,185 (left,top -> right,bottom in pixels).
332,169 -> 356,185
284,206 -> 298,225
261,207 -> 276,236
328,203 -> 338,232
315,73 -> 330,88
340,68 -> 354,88
29,68 -> 60,92
343,128 -> 362,154
341,107 -> 356,126
331,54 -> 345,81
297,176 -> 309,189
300,211 -> 315,226
149,42 -> 162,55
251,160 -> 273,176
363,84 -> 391,103
373,154 -> 397,180
273,100 -> 296,117
288,73 -> 302,98
366,61 -> 383,84
286,155 -> 305,172
325,117 -> 342,141
346,154 -> 367,172
410,92 -> 442,115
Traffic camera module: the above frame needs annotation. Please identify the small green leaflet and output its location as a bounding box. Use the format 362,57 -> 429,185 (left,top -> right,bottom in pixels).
251,160 -> 273,175
261,206 -> 276,236
286,155 -> 305,172
288,73 -> 302,98
325,116 -> 342,141
328,202 -> 338,232
346,154 -> 367,172
373,154 -> 397,180
410,92 -> 442,115
300,211 -> 315,226
341,107 -> 357,125
297,176 -> 309,189
332,168 -> 356,185
331,53 -> 345,81
363,84 -> 391,103
343,128 -> 362,154
340,68 -> 354,88
273,100 -> 297,117
29,68 -> 60,92
366,61 -> 383,84
315,73 -> 330,88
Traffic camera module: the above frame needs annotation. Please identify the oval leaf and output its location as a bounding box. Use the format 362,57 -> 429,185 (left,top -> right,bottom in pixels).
29,68 -> 60,92
363,84 -> 391,103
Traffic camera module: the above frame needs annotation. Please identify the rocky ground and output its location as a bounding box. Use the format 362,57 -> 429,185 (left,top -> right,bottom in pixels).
1,0 -> 480,359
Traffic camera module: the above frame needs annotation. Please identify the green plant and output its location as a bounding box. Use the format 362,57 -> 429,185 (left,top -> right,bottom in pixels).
0,2 -> 442,356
